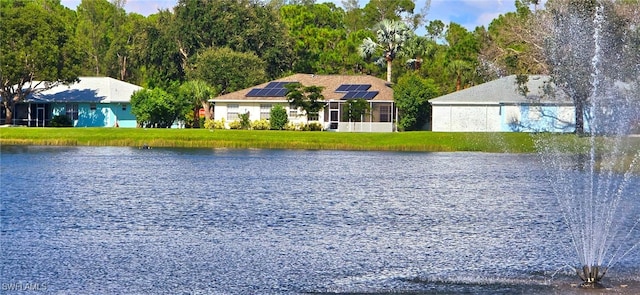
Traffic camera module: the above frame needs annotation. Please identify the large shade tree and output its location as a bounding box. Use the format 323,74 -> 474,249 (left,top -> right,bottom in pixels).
130,88 -> 188,128
141,10 -> 185,89
280,3 -> 349,74
174,0 -> 294,79
189,47 -> 267,95
75,0 -> 124,76
479,0 -> 547,77
443,22 -> 481,91
539,0 -> 636,134
0,0 -> 82,125
359,19 -> 412,82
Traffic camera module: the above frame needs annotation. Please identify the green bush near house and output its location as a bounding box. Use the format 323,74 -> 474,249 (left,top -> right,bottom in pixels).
238,112 -> 251,130
269,105 -> 288,130
228,120 -> 242,129
251,119 -> 270,130
204,118 -> 226,130
49,115 -> 73,127
284,122 -> 301,131
305,122 -> 323,131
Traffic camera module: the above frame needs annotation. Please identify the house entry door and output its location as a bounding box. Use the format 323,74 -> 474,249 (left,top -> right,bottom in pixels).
37,106 -> 45,127
329,102 -> 339,130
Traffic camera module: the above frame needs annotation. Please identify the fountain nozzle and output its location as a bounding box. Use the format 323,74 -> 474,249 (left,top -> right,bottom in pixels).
576,265 -> 607,288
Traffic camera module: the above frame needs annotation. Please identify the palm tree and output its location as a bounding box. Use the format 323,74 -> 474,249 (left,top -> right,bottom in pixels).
179,80 -> 216,127
446,59 -> 472,91
359,19 -> 412,82
401,35 -> 436,71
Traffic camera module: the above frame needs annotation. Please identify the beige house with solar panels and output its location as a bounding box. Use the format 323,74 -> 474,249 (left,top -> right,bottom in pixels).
209,74 -> 396,132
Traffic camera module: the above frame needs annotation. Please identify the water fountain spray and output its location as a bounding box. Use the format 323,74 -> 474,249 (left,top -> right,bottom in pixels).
537,0 -> 640,288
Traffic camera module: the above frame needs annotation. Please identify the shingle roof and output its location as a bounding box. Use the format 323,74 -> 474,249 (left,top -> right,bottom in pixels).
430,75 -> 571,105
210,74 -> 394,102
28,77 -> 142,103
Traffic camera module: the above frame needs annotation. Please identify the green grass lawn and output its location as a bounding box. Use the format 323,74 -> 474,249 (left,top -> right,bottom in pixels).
2,127 -> 638,156
1,127 -> 540,153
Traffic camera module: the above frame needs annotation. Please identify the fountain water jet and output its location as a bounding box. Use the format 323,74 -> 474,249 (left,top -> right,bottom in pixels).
535,0 -> 640,288
576,265 -> 607,288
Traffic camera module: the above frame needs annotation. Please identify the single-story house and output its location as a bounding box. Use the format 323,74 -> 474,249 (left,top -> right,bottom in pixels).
430,75 -> 575,132
1,77 -> 141,127
209,74 -> 396,132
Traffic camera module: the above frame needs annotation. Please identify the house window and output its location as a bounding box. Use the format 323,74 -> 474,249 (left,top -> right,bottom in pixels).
227,104 -> 239,121
66,103 -> 78,120
289,107 -> 299,117
307,112 -> 319,121
260,104 -> 271,120
122,104 -> 127,111
90,103 -> 97,111
379,105 -> 391,122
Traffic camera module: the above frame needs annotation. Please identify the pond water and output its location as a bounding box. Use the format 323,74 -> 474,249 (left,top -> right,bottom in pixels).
1,146 -> 638,294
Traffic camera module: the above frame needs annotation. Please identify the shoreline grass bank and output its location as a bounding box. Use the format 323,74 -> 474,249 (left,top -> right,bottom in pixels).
1,127 -> 639,155
0,127 -> 542,153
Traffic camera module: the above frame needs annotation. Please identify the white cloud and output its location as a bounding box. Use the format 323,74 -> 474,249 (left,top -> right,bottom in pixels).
476,12 -> 503,28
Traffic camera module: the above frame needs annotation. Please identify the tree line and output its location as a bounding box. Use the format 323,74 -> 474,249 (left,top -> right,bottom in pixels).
1,0 -> 638,132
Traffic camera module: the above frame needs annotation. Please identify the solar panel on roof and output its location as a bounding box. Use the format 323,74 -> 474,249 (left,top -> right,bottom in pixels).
364,91 -> 379,99
246,81 -> 297,97
275,88 -> 288,96
341,91 -> 379,100
336,85 -> 350,92
265,88 -> 279,96
247,88 -> 262,97
257,89 -> 268,96
264,81 -> 295,89
265,82 -> 280,88
336,84 -> 371,92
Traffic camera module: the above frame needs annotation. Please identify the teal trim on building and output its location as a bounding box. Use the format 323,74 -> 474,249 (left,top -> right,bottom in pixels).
8,77 -> 143,128
51,102 -> 137,127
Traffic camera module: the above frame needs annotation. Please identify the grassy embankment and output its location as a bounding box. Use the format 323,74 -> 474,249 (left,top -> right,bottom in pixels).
1,127 -> 638,157
0,127 -> 542,152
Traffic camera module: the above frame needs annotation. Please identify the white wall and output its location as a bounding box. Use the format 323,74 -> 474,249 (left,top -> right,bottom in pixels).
213,102 -> 325,128
336,122 -> 394,132
432,105 -> 502,132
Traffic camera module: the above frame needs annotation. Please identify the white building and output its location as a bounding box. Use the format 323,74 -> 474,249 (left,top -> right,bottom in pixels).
209,74 -> 396,132
430,75 -> 575,132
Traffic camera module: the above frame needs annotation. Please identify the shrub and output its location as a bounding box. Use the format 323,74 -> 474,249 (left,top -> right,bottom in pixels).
284,122 -> 301,131
251,119 -> 270,130
269,105 -> 288,130
238,112 -> 251,130
307,122 -> 323,131
50,115 -> 73,127
204,118 -> 226,129
204,119 -> 215,129
228,120 -> 242,129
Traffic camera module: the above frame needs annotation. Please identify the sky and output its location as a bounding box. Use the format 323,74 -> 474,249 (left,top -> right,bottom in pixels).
60,0 -> 523,32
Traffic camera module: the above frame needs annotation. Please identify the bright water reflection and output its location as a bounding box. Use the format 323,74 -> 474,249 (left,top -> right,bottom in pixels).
1,146 -> 638,294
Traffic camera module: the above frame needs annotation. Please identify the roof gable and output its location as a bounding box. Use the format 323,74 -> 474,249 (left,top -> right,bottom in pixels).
28,77 -> 142,103
430,75 -> 571,105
